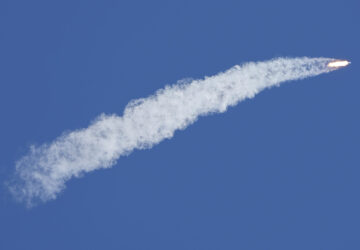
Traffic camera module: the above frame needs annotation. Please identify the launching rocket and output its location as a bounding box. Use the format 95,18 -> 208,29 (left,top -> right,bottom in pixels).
327,60 -> 351,68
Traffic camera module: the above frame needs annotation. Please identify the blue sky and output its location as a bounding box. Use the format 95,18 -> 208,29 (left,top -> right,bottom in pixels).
0,0 -> 359,249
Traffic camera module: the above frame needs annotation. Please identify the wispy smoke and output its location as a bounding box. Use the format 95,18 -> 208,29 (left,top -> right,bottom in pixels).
9,57 -> 335,207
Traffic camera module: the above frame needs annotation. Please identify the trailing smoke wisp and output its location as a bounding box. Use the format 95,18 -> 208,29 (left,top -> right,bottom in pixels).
9,57 -> 345,207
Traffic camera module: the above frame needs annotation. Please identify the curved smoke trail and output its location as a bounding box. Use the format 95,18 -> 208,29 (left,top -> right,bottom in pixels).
9,57 -> 337,206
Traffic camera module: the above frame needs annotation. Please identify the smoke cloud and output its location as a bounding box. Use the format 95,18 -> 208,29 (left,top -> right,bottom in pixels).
9,57 -> 336,207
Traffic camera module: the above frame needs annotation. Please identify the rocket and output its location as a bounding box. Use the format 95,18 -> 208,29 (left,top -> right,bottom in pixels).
327,60 -> 351,68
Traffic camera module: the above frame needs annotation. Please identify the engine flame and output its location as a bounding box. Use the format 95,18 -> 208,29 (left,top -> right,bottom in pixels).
327,60 -> 350,68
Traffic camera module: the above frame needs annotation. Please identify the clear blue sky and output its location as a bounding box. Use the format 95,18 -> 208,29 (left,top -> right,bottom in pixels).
0,0 -> 359,249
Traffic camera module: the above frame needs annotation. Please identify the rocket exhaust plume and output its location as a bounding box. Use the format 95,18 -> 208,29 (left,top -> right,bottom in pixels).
7,57 -> 348,207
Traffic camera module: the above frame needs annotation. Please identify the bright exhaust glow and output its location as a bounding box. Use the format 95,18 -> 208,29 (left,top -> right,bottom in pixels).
327,60 -> 350,68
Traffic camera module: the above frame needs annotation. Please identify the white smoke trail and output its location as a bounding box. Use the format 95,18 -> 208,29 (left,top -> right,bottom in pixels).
9,57 -> 336,207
